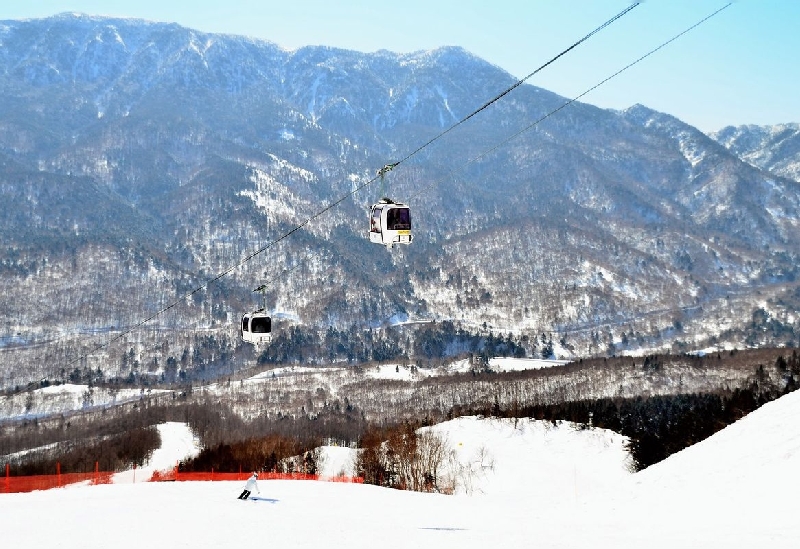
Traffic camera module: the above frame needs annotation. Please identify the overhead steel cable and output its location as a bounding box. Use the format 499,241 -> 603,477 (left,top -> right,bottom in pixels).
65,3 -> 641,367
392,2 -> 640,169
406,3 -> 734,203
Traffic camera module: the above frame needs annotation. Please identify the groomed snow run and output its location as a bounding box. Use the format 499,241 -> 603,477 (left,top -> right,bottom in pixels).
2,391 -> 799,548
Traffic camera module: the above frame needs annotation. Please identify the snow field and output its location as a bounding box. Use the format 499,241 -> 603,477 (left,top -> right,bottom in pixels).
2,391 -> 800,548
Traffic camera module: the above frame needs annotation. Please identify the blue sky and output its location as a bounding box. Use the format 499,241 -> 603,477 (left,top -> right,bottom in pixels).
3,1 -> 797,131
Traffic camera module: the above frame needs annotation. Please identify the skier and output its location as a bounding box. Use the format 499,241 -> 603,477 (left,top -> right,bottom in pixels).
237,472 -> 260,500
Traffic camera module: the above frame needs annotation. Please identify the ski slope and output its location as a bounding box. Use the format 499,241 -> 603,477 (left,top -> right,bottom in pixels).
2,391 -> 800,548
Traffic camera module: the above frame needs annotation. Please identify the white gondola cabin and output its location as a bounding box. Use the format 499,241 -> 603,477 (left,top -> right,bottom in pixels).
369,198 -> 412,249
241,311 -> 272,345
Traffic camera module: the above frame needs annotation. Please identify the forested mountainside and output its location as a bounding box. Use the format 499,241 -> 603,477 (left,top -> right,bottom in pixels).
710,122 -> 800,182
1,14 -> 798,390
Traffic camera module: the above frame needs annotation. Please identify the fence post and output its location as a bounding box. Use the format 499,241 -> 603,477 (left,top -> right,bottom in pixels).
57,462 -> 61,488
94,461 -> 99,485
5,463 -> 9,494
133,463 -> 136,484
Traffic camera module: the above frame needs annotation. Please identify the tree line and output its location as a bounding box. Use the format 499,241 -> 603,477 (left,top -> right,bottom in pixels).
8,426 -> 160,476
1,400 -> 170,475
256,321 -> 549,366
178,434 -> 323,475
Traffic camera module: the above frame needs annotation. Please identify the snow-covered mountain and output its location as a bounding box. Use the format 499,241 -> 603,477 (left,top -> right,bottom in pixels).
1,13 -> 799,389
710,122 -> 800,182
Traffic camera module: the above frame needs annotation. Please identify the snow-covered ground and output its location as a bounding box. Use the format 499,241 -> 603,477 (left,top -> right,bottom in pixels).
360,357 -> 568,380
363,363 -> 433,381
3,390 -> 800,548
487,356 -> 569,372
0,383 -> 169,420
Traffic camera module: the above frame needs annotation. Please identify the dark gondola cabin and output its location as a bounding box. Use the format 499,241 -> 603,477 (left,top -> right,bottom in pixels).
241,311 -> 272,345
368,198 -> 412,249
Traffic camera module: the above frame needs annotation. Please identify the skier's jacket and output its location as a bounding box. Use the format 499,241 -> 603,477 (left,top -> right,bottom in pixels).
244,473 -> 260,493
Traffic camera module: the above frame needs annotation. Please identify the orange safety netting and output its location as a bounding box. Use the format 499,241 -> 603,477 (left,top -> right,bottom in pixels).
149,469 -> 363,483
2,464 -> 362,493
3,471 -> 113,494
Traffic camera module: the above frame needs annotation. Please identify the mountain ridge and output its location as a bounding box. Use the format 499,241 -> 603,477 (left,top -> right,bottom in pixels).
710,122 -> 800,182
0,13 -> 798,389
